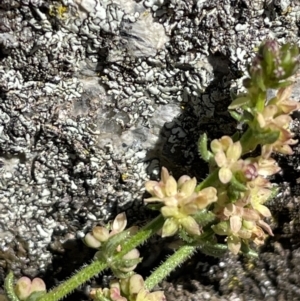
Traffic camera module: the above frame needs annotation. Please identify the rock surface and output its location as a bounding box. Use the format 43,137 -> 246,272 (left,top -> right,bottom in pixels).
0,0 -> 300,300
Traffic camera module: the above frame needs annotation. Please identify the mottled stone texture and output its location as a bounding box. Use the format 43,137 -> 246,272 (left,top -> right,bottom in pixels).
0,0 -> 300,300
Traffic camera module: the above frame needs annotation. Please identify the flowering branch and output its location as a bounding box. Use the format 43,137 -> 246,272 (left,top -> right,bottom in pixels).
4,40 -> 299,301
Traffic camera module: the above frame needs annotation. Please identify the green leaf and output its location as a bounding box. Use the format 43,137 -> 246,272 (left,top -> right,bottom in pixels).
4,272 -> 20,301
228,96 -> 250,110
231,131 -> 240,142
240,241 -> 258,258
242,110 -> 255,123
198,133 -> 212,162
116,257 -> 142,272
269,80 -> 293,89
99,230 -> 132,259
146,203 -> 163,211
27,292 -> 47,301
266,185 -> 279,202
198,241 -> 228,257
281,48 -> 292,68
111,269 -> 135,280
230,174 -> 247,192
256,129 -> 280,145
227,186 -> 242,203
264,51 -> 274,77
229,110 -> 242,122
178,228 -> 197,244
253,70 -> 266,91
193,210 -> 216,227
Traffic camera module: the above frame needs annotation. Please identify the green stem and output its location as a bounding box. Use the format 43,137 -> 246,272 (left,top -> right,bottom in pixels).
195,168 -> 219,192
254,90 -> 266,112
38,260 -> 107,301
36,215 -> 164,301
144,245 -> 196,290
115,214 -> 165,259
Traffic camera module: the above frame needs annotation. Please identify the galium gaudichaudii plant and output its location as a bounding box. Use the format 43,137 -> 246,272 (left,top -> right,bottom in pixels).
4,40 -> 300,301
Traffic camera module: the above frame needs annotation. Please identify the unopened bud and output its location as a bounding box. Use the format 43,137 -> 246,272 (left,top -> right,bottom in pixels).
15,277 -> 46,301
181,216 -> 201,236
129,274 -> 144,296
30,278 -> 46,293
84,233 -> 101,249
15,277 -> 31,301
161,218 -> 179,237
112,213 -> 127,233
119,249 -> 140,272
92,226 -> 110,242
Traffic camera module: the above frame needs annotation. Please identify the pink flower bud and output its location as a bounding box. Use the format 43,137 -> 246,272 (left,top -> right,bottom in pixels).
15,277 -> 46,301
177,175 -> 192,187
15,277 -> 32,301
30,278 -> 46,293
110,287 -> 127,301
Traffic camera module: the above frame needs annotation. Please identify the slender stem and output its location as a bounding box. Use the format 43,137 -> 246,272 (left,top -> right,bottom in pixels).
254,90 -> 267,112
115,214 -> 165,259
36,215 -> 164,301
195,168 -> 219,192
144,245 -> 196,291
38,260 -> 107,301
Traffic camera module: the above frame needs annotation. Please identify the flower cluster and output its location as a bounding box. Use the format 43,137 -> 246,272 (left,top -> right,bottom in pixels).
248,40 -> 299,91
84,213 -> 140,274
90,274 -> 165,301
84,213 -> 128,249
210,136 -> 242,184
144,167 -> 217,237
228,41 -> 299,156
204,132 -> 284,253
257,87 -> 299,158
205,40 -> 299,253
143,41 -> 299,255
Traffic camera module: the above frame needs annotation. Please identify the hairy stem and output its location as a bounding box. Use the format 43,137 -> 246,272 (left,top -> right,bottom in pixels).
144,245 -> 196,291
115,214 -> 165,260
36,215 -> 164,301
38,260 -> 107,301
